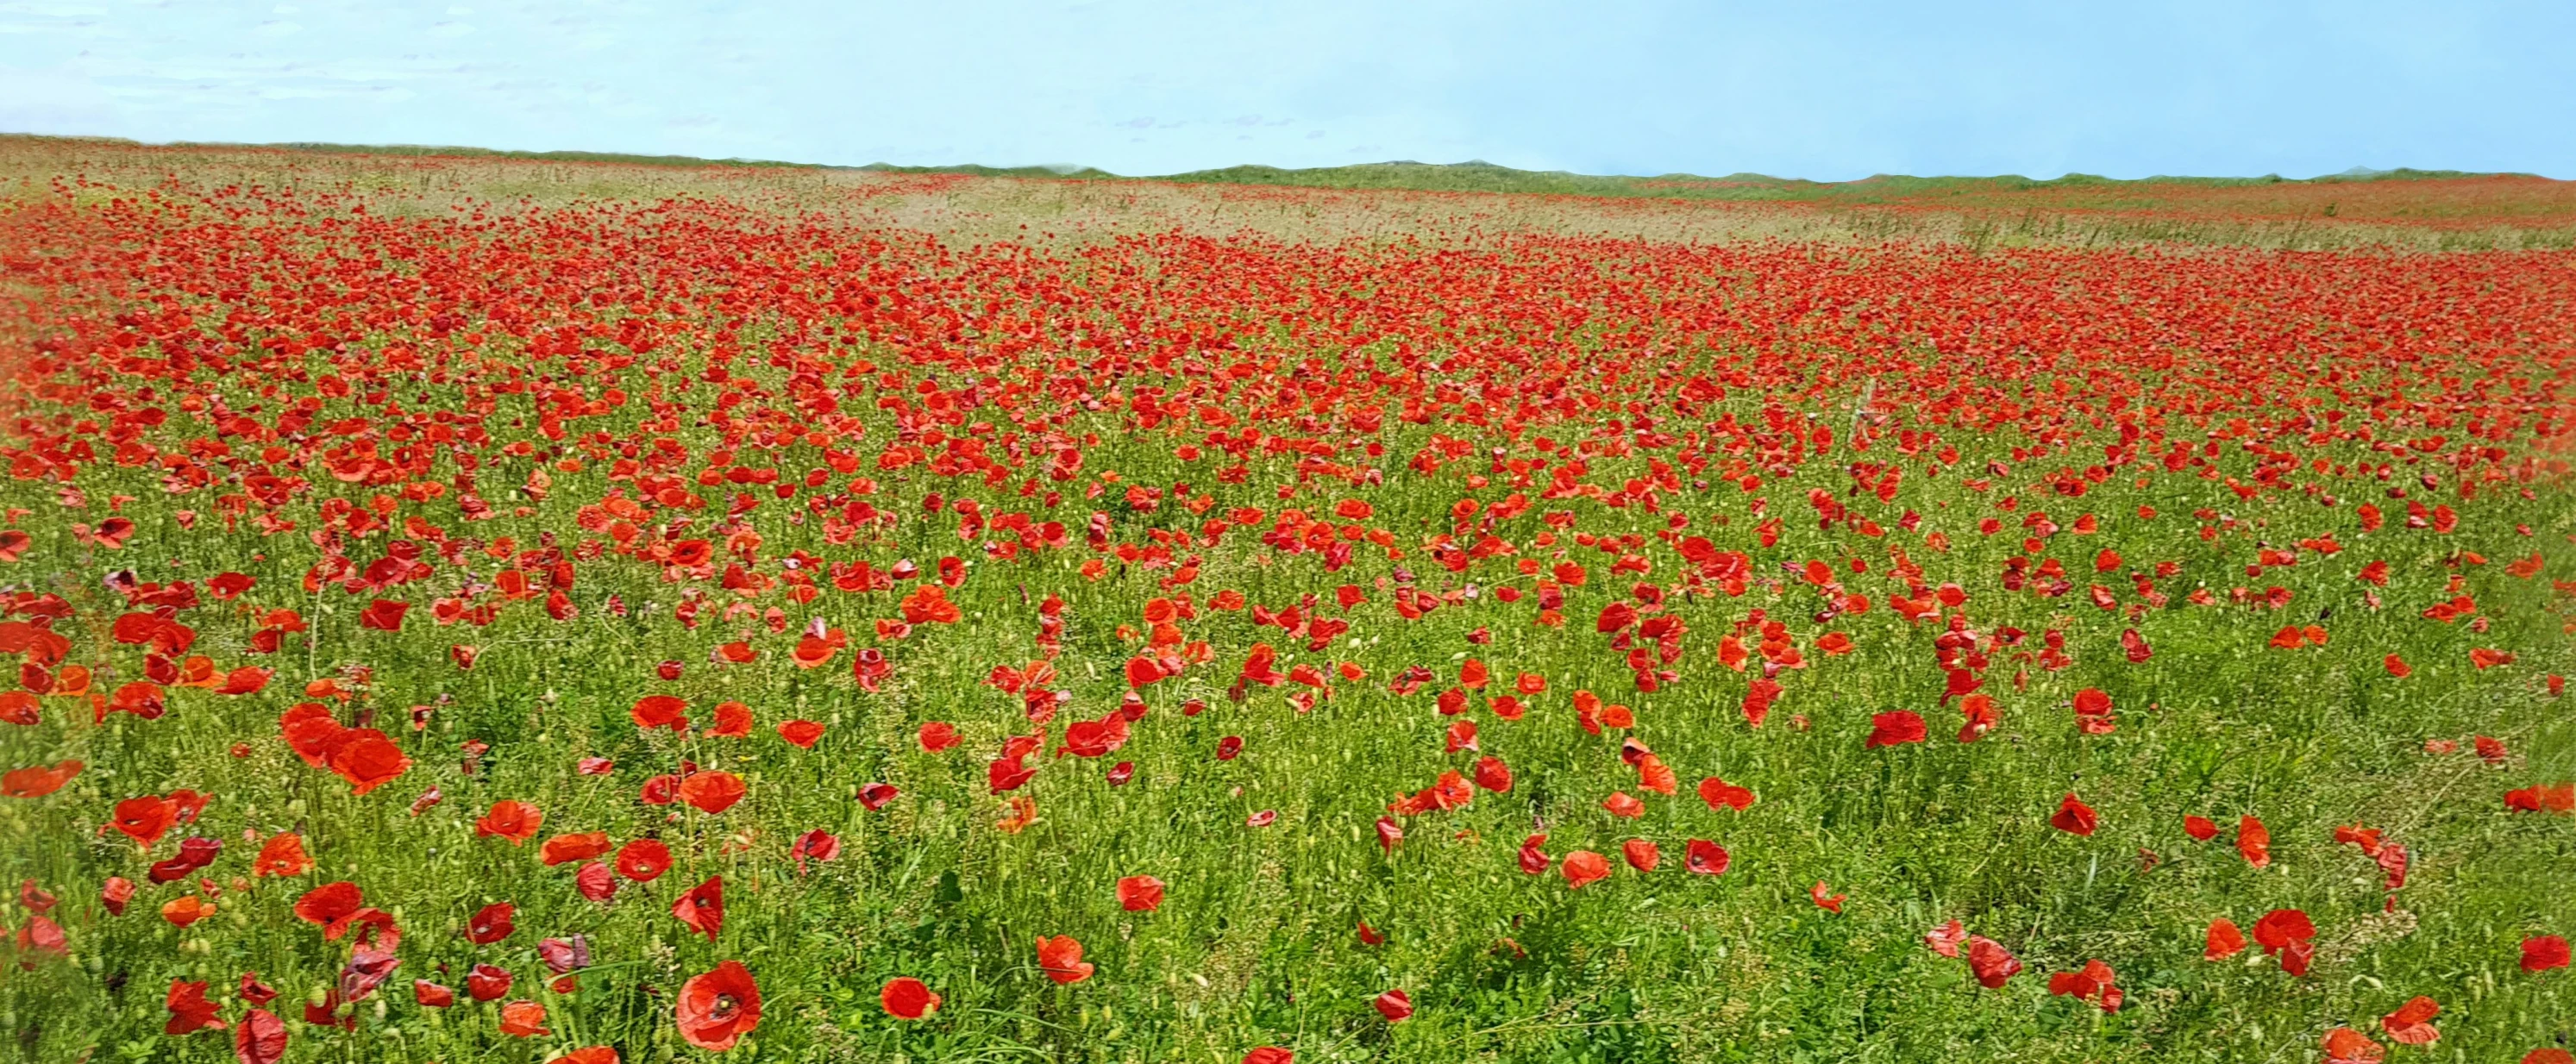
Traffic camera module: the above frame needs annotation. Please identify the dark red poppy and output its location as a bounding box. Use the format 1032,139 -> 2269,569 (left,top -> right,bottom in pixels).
466,963 -> 513,1001
466,902 -> 515,944
234,1008 -> 287,1064
357,598 -> 408,631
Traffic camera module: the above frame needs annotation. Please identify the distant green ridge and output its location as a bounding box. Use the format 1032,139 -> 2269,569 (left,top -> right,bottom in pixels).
3,134 -> 2531,198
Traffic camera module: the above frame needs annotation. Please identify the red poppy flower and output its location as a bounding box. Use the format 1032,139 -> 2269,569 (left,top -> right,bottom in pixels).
1373,988 -> 1413,1022
164,980 -> 223,1035
631,694 -> 690,732
1810,880 -> 1845,912
617,838 -> 673,881
1117,875 -> 1164,912
2522,935 -> 2572,973
291,881 -> 362,928
680,771 -> 747,814
2252,908 -> 2316,974
325,730 -> 410,795
705,700 -> 753,738
498,999 -> 549,1037
673,875 -> 724,941
2205,918 -> 2247,959
918,721 -> 960,751
1561,850 -> 1609,889
778,719 -> 824,748
1036,934 -> 1094,984
357,598 -> 408,631
2047,959 -> 2122,1012
2235,816 -> 2270,867
541,831 -> 612,867
109,795 -> 178,848
1966,936 -> 2021,988
1697,777 -> 1755,811
575,861 -> 618,902
414,980 -> 456,1008
881,977 -> 940,1019
466,963 -> 513,1001
1865,710 -> 1927,747
0,759 -> 81,798
2322,1027 -> 2384,1064
2050,793 -> 2098,836
2380,996 -> 2440,1045
475,800 -> 542,844
1621,838 -> 1659,872
466,902 -> 515,944
675,960 -> 762,1051
1685,840 -> 1730,875
234,1009 -> 287,1064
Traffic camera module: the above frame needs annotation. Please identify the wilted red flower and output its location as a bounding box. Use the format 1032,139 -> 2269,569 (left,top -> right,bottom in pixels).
1966,936 -> 2021,988
234,1008 -> 287,1064
541,831 -> 613,867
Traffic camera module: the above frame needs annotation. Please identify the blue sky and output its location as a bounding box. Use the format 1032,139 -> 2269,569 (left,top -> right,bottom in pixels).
3,1 -> 2571,180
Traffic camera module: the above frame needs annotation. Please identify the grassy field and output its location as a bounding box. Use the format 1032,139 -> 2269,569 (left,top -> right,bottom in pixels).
0,135 -> 2571,1063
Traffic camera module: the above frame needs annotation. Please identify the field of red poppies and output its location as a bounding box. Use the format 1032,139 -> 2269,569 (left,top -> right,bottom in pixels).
1,138 -> 2572,1064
